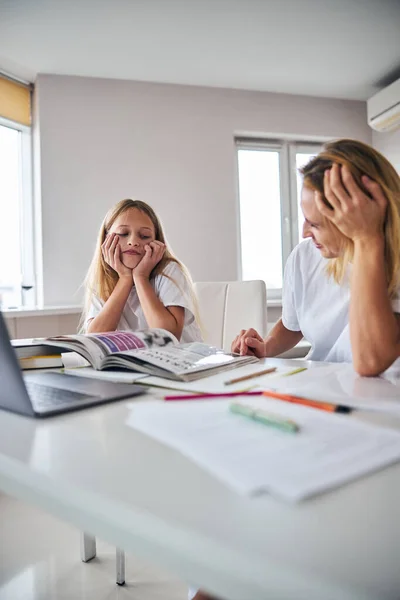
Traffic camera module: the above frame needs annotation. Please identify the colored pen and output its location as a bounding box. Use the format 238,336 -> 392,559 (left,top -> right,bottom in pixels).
262,390 -> 352,413
229,402 -> 300,433
224,367 -> 277,386
165,391 -> 263,401
283,367 -> 307,377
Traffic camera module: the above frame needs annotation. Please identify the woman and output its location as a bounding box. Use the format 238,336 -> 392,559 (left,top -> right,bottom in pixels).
193,140 -> 400,600
232,139 -> 400,376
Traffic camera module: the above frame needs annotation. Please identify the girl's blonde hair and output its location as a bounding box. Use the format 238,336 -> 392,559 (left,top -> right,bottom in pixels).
300,139 -> 400,298
81,199 -> 200,330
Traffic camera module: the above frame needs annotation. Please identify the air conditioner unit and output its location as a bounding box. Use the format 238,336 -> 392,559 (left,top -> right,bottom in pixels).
367,78 -> 400,132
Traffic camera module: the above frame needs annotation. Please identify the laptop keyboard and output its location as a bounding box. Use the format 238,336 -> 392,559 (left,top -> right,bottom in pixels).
25,381 -> 98,410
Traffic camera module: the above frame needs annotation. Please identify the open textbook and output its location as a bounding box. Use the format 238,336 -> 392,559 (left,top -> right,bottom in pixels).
41,329 -> 258,382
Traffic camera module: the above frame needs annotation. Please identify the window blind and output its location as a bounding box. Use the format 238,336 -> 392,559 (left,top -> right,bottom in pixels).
0,75 -> 31,126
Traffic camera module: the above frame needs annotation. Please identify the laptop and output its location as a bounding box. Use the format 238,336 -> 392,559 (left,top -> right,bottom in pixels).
0,312 -> 145,417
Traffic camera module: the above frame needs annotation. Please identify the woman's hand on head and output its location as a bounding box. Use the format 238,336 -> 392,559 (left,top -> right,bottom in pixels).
102,233 -> 133,279
132,241 -> 166,281
315,163 -> 387,243
231,328 -> 266,358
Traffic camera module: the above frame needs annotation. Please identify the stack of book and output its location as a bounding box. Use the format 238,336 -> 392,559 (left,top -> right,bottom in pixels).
12,339 -> 66,370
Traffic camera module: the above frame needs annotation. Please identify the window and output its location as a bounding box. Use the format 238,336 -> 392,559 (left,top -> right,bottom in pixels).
237,139 -> 322,299
0,75 -> 34,309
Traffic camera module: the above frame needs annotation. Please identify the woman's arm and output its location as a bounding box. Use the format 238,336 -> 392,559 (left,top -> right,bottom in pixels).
350,236 -> 400,376
264,319 -> 304,356
231,319 -> 303,357
316,164 -> 400,376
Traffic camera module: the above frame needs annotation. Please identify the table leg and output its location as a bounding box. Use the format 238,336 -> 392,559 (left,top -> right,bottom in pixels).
80,533 -> 96,562
116,547 -> 125,585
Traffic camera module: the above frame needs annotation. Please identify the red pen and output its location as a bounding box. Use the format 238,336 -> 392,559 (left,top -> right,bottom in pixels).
164,391 -> 263,401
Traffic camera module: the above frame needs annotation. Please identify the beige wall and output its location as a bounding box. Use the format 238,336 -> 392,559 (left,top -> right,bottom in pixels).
34,74 -> 372,305
372,129 -> 400,173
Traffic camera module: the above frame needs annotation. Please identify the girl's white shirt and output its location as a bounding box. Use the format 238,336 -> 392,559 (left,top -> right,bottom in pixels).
86,261 -> 202,343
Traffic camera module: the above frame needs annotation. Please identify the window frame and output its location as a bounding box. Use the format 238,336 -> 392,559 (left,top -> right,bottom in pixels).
236,137 -> 324,302
0,115 -> 35,307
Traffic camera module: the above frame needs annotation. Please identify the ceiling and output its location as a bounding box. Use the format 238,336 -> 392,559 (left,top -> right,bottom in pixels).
0,0 -> 399,100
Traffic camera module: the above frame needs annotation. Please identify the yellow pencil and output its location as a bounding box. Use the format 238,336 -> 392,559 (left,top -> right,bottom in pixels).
224,367 -> 277,386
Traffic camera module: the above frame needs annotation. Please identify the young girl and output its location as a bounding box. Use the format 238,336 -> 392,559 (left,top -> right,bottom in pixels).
82,199 -> 202,342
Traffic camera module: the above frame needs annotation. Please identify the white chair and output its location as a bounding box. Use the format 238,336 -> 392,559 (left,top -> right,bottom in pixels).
81,280 -> 267,584
193,280 -> 268,351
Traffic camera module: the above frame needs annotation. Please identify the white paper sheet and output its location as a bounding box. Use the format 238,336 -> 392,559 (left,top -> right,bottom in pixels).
267,363 -> 400,415
139,364 -> 298,394
63,366 -> 148,384
127,397 -> 400,502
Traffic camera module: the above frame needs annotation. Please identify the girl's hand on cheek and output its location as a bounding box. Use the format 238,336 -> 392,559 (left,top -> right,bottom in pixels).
101,233 -> 133,279
132,241 -> 166,281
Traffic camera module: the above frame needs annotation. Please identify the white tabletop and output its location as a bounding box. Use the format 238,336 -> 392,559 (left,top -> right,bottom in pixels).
1,358 -> 400,600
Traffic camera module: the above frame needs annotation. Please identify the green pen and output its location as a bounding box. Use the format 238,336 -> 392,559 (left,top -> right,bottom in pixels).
229,402 -> 300,433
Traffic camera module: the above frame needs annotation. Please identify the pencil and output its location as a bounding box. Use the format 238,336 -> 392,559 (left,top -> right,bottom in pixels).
282,367 -> 307,377
262,390 -> 352,413
224,367 -> 277,386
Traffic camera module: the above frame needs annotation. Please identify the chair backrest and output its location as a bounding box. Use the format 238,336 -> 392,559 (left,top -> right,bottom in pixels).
193,280 -> 267,352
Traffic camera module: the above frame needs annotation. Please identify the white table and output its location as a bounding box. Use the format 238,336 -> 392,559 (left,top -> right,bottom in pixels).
1,358 -> 400,600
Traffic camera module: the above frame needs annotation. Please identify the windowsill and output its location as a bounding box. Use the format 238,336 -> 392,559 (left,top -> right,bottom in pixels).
4,302 -> 282,315
267,298 -> 282,308
2,305 -> 82,318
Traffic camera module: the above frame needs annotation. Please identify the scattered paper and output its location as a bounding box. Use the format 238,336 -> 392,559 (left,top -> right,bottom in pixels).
64,366 -> 148,384
127,396 -> 400,502
269,363 -> 400,415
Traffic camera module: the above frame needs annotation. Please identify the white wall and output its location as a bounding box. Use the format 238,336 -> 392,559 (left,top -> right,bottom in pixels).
372,129 -> 400,173
34,74 -> 371,306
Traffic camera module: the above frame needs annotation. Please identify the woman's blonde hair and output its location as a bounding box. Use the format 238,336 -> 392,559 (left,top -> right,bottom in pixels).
81,199 -> 200,330
300,139 -> 400,297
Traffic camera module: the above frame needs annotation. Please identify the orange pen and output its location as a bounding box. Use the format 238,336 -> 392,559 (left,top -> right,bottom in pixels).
262,390 -> 352,413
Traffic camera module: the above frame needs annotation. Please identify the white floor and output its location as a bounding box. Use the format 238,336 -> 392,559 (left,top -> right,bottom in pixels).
0,492 -> 188,600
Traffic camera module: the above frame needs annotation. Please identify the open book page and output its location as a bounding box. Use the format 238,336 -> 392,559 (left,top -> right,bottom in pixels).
63,366 -> 149,384
127,397 -> 400,502
268,363 -> 400,415
104,343 -> 258,381
43,329 -> 178,370
61,352 -> 90,369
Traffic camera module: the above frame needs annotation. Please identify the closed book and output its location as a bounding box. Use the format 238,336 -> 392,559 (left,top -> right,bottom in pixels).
12,339 -> 68,360
19,354 -> 63,370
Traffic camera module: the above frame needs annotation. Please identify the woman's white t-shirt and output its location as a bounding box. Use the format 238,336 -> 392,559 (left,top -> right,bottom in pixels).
86,262 -> 202,343
282,238 -> 400,362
